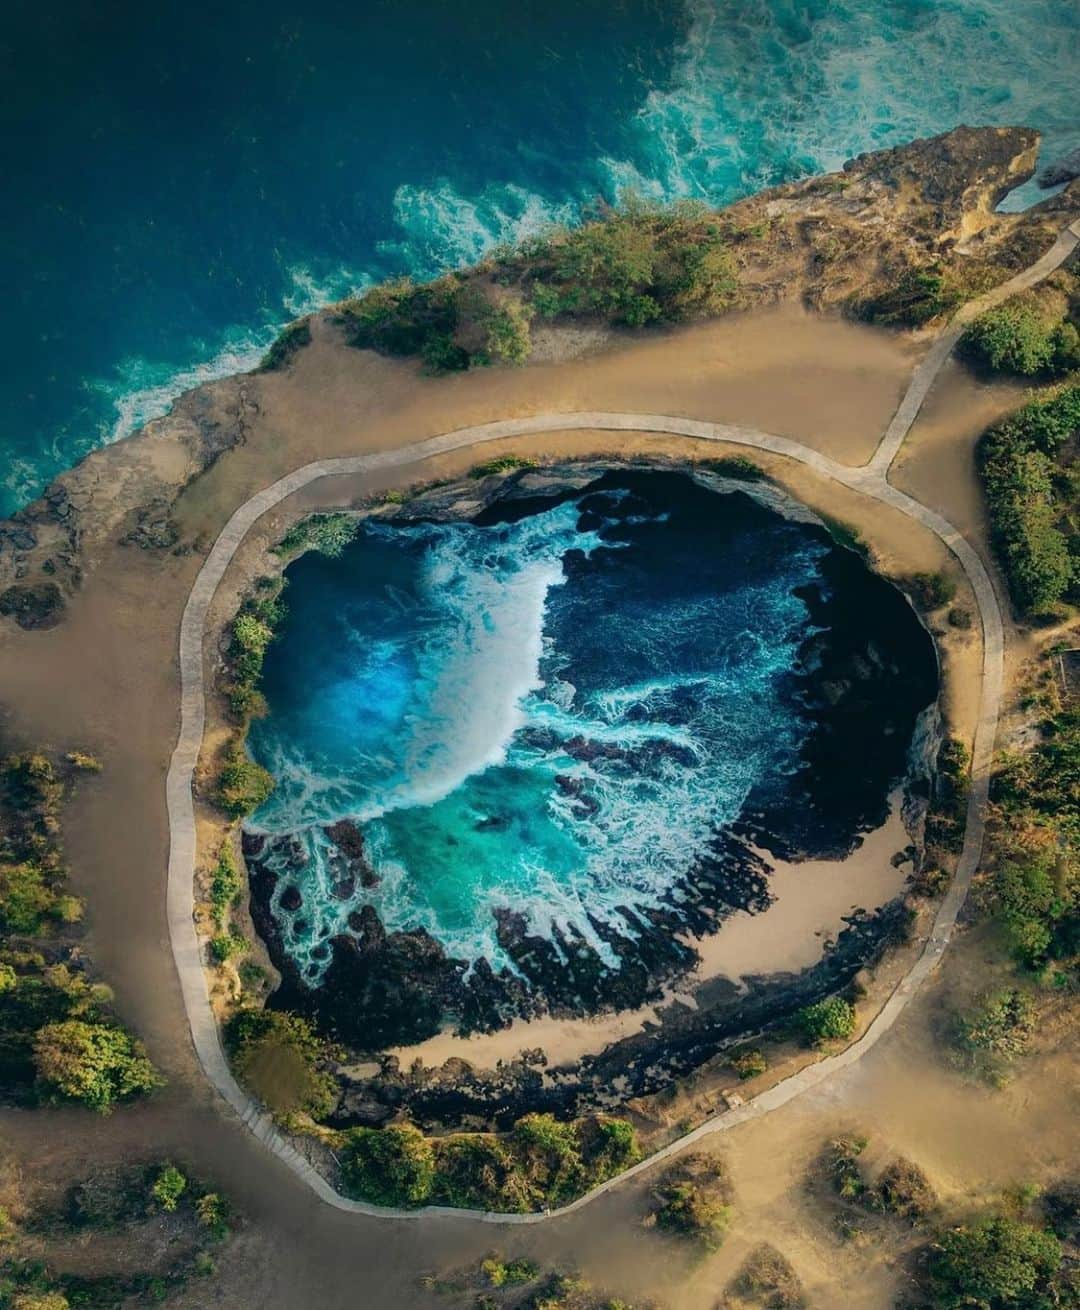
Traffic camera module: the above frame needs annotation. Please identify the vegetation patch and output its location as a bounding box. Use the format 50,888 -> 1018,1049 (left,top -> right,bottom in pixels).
224,1007 -> 339,1120
0,753 -> 161,1111
946,987 -> 1038,1087
647,1152 -> 734,1252
273,512 -> 359,561
0,1156 -> 235,1309
338,198 -> 741,373
919,1213 -> 1065,1309
976,384 -> 1080,618
795,995 -> 856,1046
721,1243 -> 806,1309
339,1113 -> 641,1213
257,318 -> 312,372
960,291 -> 1080,379
469,455 -> 539,479
424,1257 -> 654,1309
857,260 -> 1008,328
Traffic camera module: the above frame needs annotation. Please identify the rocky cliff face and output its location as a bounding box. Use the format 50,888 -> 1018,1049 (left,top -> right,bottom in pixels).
0,126 -> 1076,629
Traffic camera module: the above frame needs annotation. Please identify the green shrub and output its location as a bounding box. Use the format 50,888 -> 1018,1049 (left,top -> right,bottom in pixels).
949,988 -> 1037,1085
579,1116 -> 641,1183
195,1191 -> 230,1238
431,1135 -> 532,1212
0,963 -> 15,994
479,300 -> 533,365
340,1124 -> 435,1207
217,746 -> 274,817
927,738 -> 971,855
522,200 -> 738,327
209,842 -> 241,930
209,931 -> 245,964
11,1293 -> 70,1310
232,613 -> 273,658
796,996 -> 856,1046
960,300 -> 1064,377
978,385 -> 1080,616
479,1257 -> 539,1288
731,1048 -> 768,1080
469,454 -> 539,479
274,513 -> 359,559
858,262 -> 1002,327
150,1165 -> 187,1213
224,1007 -> 337,1118
33,1020 -> 160,1112
0,863 -> 64,935
909,571 -> 957,610
511,1113 -> 585,1207
258,319 -> 311,372
651,1154 -> 733,1251
927,1215 -> 1061,1308
64,751 -> 102,773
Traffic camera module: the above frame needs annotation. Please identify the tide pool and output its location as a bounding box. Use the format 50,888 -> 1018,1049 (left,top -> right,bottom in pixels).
247,472 -> 935,986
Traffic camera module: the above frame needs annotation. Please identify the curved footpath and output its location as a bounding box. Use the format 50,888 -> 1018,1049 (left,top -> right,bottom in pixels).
165,219 -> 1080,1223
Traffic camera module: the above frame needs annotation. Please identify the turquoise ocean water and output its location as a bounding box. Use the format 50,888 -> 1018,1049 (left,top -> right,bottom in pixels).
2,0 -> 1078,514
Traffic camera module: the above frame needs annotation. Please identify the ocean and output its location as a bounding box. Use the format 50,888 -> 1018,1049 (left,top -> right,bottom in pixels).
2,0 -> 1078,516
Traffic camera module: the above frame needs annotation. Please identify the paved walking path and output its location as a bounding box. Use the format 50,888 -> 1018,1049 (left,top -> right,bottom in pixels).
164,220 -> 1079,1223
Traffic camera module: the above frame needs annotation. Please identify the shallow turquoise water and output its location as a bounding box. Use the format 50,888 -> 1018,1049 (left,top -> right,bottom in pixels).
2,0 -> 1077,514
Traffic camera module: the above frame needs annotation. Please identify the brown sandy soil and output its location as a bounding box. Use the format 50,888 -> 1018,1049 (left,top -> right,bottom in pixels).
0,296 -> 1060,1308
2,931 -> 1074,1310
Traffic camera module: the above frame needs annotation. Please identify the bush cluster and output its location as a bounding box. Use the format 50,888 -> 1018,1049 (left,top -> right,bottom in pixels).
257,318 -> 312,372
339,1112 -> 641,1213
795,995 -> 856,1046
273,512 -> 359,560
859,260 -> 1005,328
960,296 -> 1080,378
32,1019 -> 160,1113
0,753 -> 161,1112
649,1153 -> 734,1252
820,1135 -> 936,1223
926,1214 -> 1063,1308
977,384 -> 1080,616
339,198 -> 740,373
224,1007 -> 338,1119
948,987 -> 1038,1086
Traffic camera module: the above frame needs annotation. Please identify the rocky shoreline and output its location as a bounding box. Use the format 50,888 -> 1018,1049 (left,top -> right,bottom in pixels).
235,462 -> 939,1126
1,127 -> 1077,632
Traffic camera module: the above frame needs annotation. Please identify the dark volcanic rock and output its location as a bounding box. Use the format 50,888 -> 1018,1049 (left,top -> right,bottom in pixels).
0,581 -> 64,629
1040,146 -> 1080,188
278,885 -> 302,912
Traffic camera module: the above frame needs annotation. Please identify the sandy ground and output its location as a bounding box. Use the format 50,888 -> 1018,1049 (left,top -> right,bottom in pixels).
0,303 -> 1054,1308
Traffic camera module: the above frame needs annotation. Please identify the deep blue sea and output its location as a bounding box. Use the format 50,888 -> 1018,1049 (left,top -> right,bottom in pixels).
3,0 -> 1078,515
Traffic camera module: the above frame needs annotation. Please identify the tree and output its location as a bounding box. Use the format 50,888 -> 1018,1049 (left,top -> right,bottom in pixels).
796,996 -> 856,1046
928,1215 -> 1061,1307
151,1164 -> 187,1212
33,1020 -> 160,1112
340,1124 -> 435,1207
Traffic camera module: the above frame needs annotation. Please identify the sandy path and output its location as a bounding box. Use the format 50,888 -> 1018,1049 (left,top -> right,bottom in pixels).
164,220 -> 1080,1223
